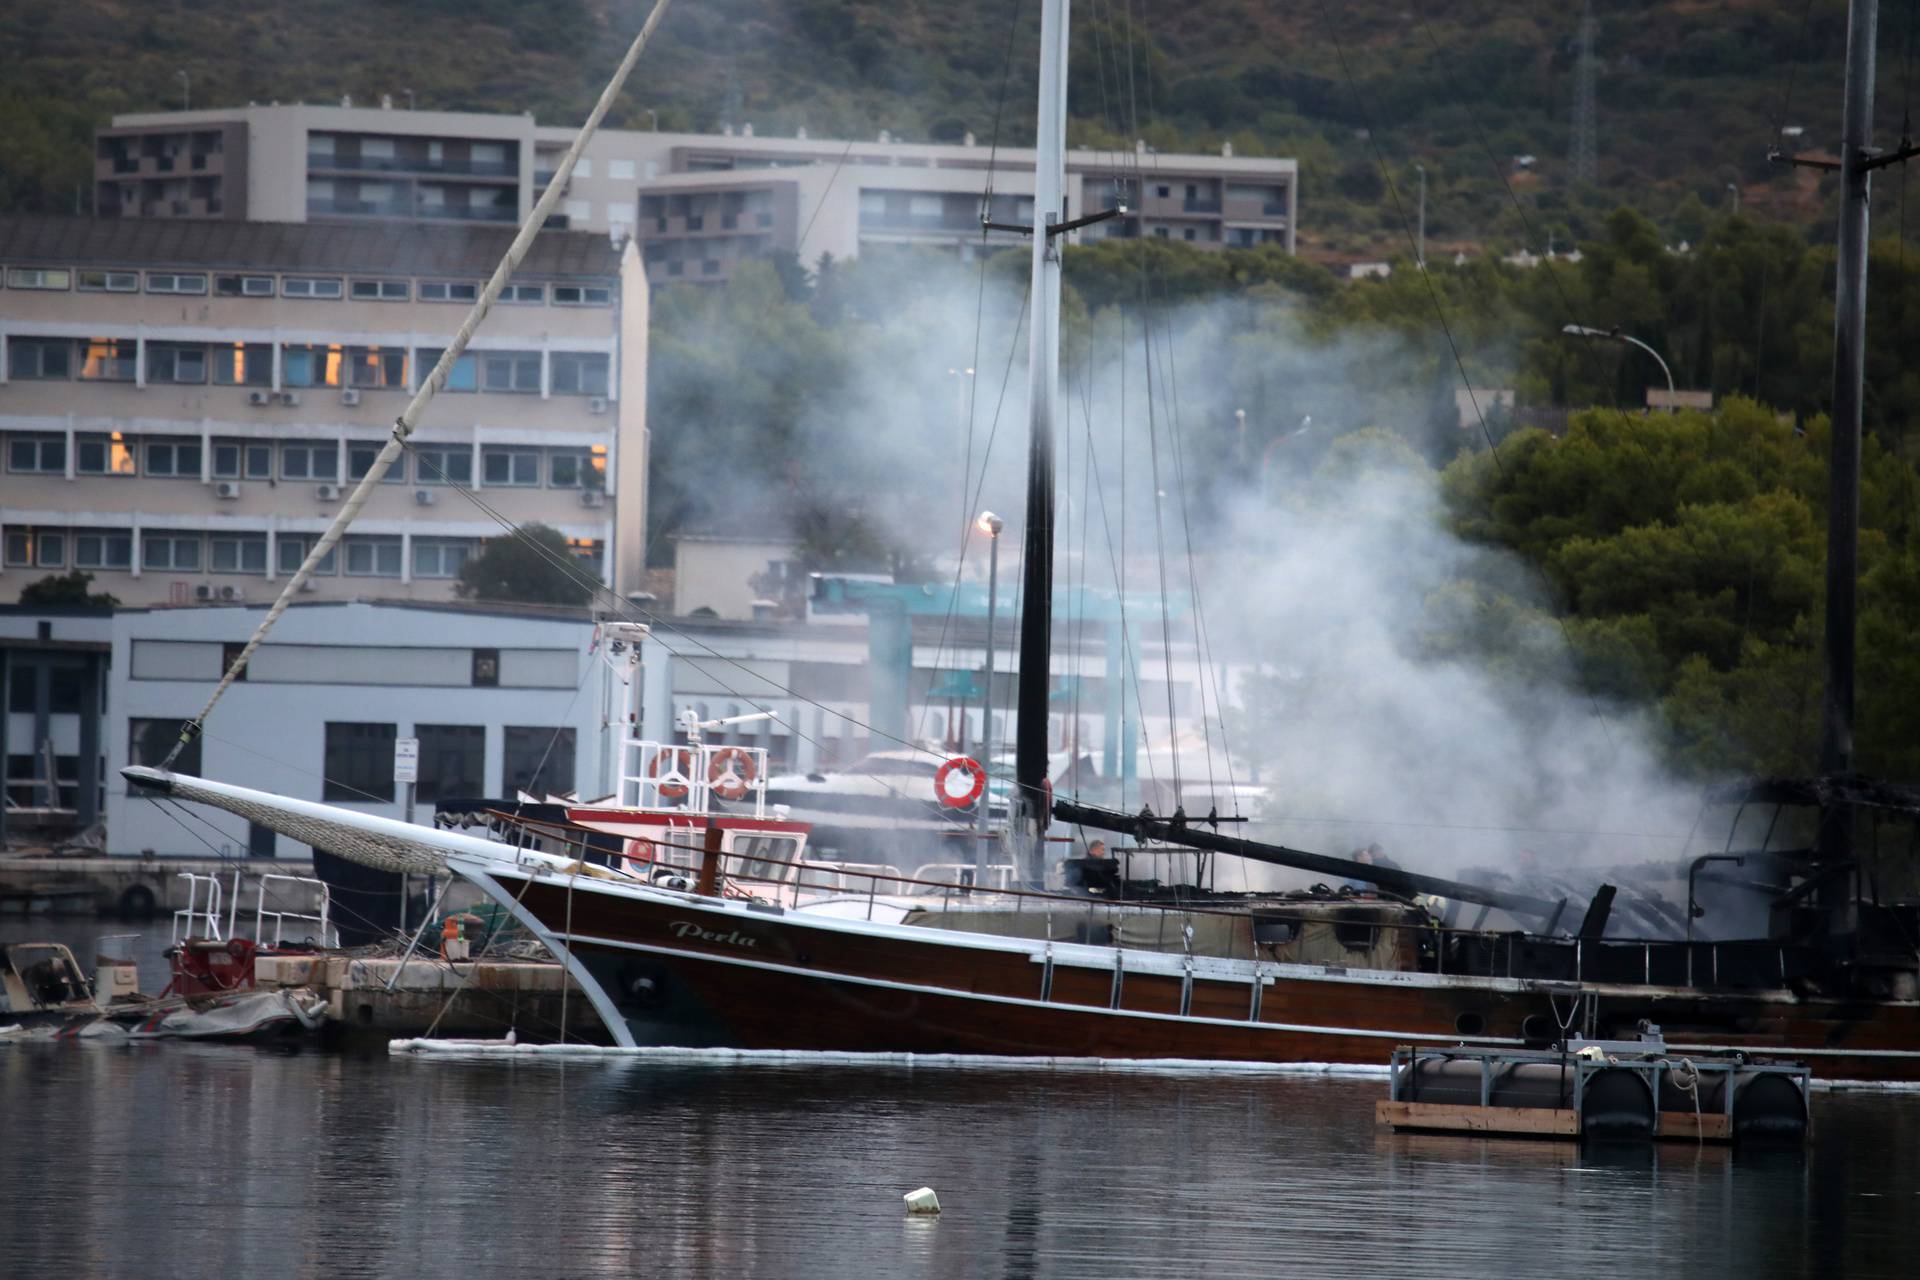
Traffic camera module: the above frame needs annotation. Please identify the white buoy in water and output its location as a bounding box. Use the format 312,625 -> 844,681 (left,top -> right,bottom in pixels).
902,1187 -> 941,1215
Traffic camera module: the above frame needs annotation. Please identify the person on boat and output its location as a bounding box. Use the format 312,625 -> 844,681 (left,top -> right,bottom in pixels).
1065,837 -> 1121,896
1344,843 -> 1399,892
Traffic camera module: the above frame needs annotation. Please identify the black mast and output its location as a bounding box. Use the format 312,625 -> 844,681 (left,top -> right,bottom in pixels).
1818,0 -> 1876,816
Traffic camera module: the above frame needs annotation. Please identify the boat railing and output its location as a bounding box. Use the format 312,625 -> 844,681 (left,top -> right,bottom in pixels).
172,872 -> 226,943
621,738 -> 770,818
253,874 -> 338,949
544,834 -> 1802,991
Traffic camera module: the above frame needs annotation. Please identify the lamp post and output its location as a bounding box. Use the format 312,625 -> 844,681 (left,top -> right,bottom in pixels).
1415,163 -> 1427,270
1562,323 -> 1677,408
949,365 -> 976,536
1686,853 -> 1746,986
974,510 -> 1004,878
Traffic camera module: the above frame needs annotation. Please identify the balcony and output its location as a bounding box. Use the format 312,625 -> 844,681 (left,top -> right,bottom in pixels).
309,153 -> 516,178
308,198 -> 414,219
1182,199 -> 1222,214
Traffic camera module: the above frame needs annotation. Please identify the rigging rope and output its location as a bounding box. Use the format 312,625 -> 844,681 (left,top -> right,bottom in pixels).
159,0 -> 677,769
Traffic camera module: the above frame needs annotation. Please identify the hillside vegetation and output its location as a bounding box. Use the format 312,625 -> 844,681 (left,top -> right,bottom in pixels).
4,1 -> 1917,253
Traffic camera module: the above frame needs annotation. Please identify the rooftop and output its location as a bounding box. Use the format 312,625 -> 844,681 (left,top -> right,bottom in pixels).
0,215 -> 621,280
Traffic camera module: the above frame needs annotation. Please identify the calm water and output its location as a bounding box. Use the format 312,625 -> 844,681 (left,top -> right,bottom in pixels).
4,922 -> 1918,1279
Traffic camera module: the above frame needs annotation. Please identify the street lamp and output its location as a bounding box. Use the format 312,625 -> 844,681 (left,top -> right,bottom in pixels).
974,511 -> 1004,876
1562,323 -> 1677,408
1414,163 -> 1427,270
949,365 -> 976,535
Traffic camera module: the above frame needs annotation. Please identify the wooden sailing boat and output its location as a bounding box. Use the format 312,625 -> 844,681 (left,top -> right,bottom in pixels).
126,0 -> 1920,1078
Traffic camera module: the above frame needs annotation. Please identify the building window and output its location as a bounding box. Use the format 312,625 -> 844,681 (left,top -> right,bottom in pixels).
277,536 -> 337,575
414,348 -> 477,391
350,279 -> 409,301
550,352 -> 609,396
568,538 -> 605,576
572,157 -> 593,179
607,158 -> 636,181
7,268 -> 70,290
500,283 -> 544,304
77,338 -> 137,382
548,448 -> 605,489
347,442 -> 406,483
481,447 -> 540,486
76,433 -> 137,476
144,438 -> 203,477
78,270 -> 139,293
411,538 -> 471,579
502,726 -> 576,796
210,342 -> 273,386
212,439 -> 274,480
607,202 -> 635,228
74,530 -> 133,570
7,436 -> 66,473
6,528 -> 66,568
343,535 -> 402,577
281,276 -> 344,299
345,346 -> 407,389
130,718 -> 200,774
478,351 -> 541,394
280,441 -> 339,481
551,284 -> 611,306
214,274 -> 276,297
418,280 -> 479,303
7,337 -> 72,380
412,444 -> 472,486
142,532 -> 202,571
281,344 -> 344,388
472,648 -> 499,687
146,343 -> 207,384
145,272 -> 208,295
323,722 -> 396,803
415,724 -> 485,802
209,534 -> 268,574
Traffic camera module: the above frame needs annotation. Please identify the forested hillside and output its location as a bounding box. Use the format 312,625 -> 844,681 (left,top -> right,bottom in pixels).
3,1 -> 1916,254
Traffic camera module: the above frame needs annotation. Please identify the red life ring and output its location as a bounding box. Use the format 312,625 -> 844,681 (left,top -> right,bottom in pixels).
934,756 -> 986,809
649,748 -> 694,799
707,747 -> 758,801
623,836 -> 657,866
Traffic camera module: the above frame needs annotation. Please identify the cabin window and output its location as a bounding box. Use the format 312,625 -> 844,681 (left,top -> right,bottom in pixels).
731,835 -> 799,885
323,722 -> 397,803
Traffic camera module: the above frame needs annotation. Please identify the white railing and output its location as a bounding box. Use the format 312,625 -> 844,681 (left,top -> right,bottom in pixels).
621,738 -> 770,817
253,874 -> 337,948
911,862 -> 1019,893
172,872 -> 225,943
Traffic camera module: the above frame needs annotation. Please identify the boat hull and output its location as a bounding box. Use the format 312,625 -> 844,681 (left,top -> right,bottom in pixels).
479,865 -> 1920,1081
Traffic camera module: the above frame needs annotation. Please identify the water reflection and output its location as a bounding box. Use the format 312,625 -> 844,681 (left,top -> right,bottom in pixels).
1,1033 -> 1916,1278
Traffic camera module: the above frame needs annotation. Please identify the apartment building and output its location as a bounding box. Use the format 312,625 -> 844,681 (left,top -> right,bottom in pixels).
0,215 -> 649,609
97,106 -> 1297,285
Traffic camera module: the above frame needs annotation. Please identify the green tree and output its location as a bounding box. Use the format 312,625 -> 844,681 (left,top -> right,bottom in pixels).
455,524 -> 593,605
17,571 -> 118,607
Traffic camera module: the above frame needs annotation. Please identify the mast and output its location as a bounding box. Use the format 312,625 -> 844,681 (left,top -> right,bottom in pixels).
1009,0 -> 1070,884
1818,0 -> 1877,860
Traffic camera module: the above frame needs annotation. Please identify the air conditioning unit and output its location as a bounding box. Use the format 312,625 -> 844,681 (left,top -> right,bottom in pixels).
214,480 -> 242,499
340,388 -> 362,407
247,390 -> 272,407
586,396 -> 609,415
218,585 -> 241,602
277,390 -> 301,407
414,488 -> 437,506
315,483 -> 342,501
580,489 -> 606,509
194,584 -> 213,601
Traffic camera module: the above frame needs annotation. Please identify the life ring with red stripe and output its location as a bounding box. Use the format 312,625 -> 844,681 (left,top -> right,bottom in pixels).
649,748 -> 695,799
935,756 -> 986,809
707,747 -> 758,801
